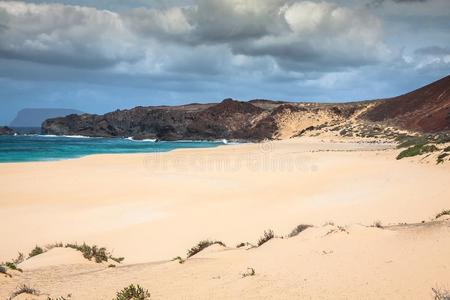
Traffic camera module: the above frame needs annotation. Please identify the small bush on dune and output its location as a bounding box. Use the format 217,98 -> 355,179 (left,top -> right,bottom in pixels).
171,256 -> 185,264
257,230 -> 275,247
9,284 -> 40,299
432,287 -> 450,300
46,242 -> 64,250
288,224 -> 312,237
373,220 -> 383,228
4,262 -> 22,272
186,240 -> 226,258
0,265 -> 11,277
12,253 -> 24,264
436,210 -> 450,219
110,256 -> 125,264
28,246 -> 44,258
242,267 -> 256,278
65,243 -> 123,264
114,284 -> 150,300
396,144 -> 438,160
437,153 -> 449,164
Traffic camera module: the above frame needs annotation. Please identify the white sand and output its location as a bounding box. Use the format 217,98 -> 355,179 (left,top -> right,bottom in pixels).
1,137 -> 449,299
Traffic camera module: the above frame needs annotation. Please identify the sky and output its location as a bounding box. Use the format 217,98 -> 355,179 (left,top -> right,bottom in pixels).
0,0 -> 449,124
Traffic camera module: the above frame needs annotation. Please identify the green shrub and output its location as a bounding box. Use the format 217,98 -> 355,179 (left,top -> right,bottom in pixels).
396,144 -> 438,160
257,230 -> 275,247
396,135 -> 427,149
171,256 -> 185,264
64,243 -> 123,264
4,262 -> 22,273
186,240 -> 226,258
288,224 -> 312,237
114,284 -> 150,300
0,265 -> 10,277
28,246 -> 44,258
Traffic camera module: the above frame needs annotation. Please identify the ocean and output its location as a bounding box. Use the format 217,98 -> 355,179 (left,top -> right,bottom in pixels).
0,135 -> 225,163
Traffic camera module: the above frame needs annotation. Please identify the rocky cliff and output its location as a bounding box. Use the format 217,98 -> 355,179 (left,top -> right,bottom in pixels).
42,75 -> 450,140
0,126 -> 16,135
42,99 -> 364,141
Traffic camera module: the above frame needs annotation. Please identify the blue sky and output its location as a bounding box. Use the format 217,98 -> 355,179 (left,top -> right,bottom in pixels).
0,0 -> 449,124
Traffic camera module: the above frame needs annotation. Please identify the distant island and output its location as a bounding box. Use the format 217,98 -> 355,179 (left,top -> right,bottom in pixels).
10,108 -> 83,127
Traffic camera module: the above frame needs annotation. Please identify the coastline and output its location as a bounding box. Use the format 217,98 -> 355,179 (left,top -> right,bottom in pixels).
1,136 -> 450,299
1,137 -> 448,260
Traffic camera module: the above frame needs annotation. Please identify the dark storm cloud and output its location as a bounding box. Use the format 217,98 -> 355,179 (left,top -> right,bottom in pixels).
0,0 -> 448,125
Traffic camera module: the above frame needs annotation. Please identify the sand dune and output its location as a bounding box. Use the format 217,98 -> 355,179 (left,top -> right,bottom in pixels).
1,137 -> 449,299
1,219 -> 450,299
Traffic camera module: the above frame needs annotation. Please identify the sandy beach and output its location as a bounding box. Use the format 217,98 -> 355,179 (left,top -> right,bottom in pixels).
1,137 -> 450,299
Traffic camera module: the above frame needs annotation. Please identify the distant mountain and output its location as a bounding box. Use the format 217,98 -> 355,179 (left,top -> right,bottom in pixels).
362,75 -> 450,132
10,108 -> 83,127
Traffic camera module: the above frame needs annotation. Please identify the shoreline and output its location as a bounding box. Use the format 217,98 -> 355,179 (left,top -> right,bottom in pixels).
1,136 -> 449,299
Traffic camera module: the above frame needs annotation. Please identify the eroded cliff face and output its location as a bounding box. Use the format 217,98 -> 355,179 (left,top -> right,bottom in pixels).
41,99 -> 365,141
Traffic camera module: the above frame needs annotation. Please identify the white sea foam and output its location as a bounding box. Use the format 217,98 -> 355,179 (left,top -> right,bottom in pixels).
125,137 -> 157,142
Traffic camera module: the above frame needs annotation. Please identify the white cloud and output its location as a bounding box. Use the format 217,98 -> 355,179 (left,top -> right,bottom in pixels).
0,1 -> 143,68
0,0 -> 395,74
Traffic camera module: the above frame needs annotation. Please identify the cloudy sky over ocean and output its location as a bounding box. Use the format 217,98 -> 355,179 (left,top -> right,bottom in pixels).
0,0 -> 449,124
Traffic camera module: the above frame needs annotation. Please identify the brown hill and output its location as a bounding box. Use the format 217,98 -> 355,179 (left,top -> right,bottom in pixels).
362,75 -> 450,132
41,75 -> 450,140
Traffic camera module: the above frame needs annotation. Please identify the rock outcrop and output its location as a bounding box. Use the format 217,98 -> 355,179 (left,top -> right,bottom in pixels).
42,75 -> 450,140
42,99 -> 363,140
0,126 -> 15,135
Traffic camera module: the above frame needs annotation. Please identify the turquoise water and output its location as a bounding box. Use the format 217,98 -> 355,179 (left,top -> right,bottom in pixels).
0,135 -> 225,163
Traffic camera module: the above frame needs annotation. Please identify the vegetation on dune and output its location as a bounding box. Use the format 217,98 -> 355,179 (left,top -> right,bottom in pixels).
0,265 -> 11,277
432,287 -> 450,300
4,262 -> 22,272
436,210 -> 450,219
114,284 -> 151,300
12,253 -> 24,264
288,224 -> 313,237
65,243 -> 124,264
21,242 -> 124,264
437,153 -> 449,164
8,284 -> 40,299
171,256 -> 185,264
28,245 -> 44,258
396,144 -> 439,160
186,240 -> 226,258
257,229 -> 275,247
242,267 -> 256,278
395,133 -> 450,163
47,296 -> 72,300
372,220 -> 383,229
